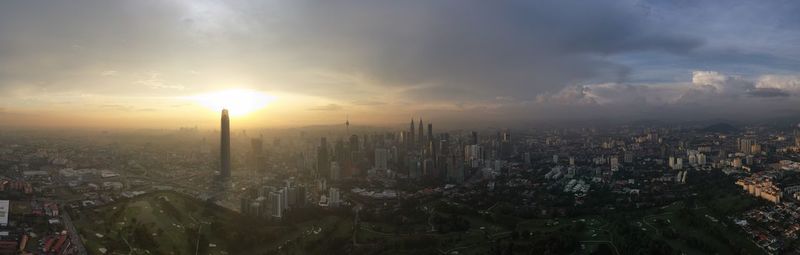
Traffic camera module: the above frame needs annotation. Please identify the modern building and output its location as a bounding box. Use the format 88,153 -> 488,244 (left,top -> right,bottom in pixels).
220,109 -> 231,178
0,200 -> 8,226
736,177 -> 782,203
610,156 -> 619,171
427,123 -> 433,144
795,126 -> 800,147
251,137 -> 264,174
270,189 -> 285,219
328,187 -> 341,207
738,138 -> 755,155
418,118 -> 424,146
409,119 -> 415,147
374,148 -> 388,171
330,162 -> 341,181
470,131 -> 478,145
317,138 -> 330,179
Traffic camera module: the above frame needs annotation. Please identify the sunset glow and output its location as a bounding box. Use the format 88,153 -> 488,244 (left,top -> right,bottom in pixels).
3,2 -> 800,254
191,89 -> 275,116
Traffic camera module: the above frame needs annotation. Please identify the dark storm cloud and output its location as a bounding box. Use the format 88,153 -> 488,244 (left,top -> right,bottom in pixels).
747,88 -> 790,98
257,0 -> 701,99
0,0 -> 703,103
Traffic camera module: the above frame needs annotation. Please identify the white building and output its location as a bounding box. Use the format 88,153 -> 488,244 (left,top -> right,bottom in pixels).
328,187 -> 341,207
0,200 -> 8,226
610,156 -> 619,172
270,189 -> 285,219
668,156 -> 675,169
330,162 -> 341,181
465,145 -> 483,168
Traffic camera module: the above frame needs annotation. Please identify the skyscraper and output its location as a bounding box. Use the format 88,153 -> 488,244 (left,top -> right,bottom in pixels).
345,115 -> 350,135
409,118 -> 415,147
220,109 -> 231,178
610,156 -> 619,172
375,148 -> 389,171
418,118 -> 424,146
738,138 -> 755,155
500,130 -> 511,158
427,123 -> 433,143
317,137 -> 330,179
794,125 -> 800,147
251,137 -> 264,175
470,131 -> 478,145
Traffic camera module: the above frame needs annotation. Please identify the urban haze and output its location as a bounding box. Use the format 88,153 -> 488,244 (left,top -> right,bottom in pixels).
1,1 -> 800,255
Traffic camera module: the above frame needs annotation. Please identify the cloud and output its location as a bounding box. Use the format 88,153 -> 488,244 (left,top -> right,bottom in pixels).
0,1 -> 800,124
690,70 -> 754,95
351,100 -> 386,106
259,1 -> 701,99
0,1 -> 701,101
747,88 -> 790,98
98,104 -> 133,112
756,75 -> 800,94
530,70 -> 800,120
100,70 -> 118,76
307,104 -> 343,111
535,86 -> 597,105
134,72 -> 185,90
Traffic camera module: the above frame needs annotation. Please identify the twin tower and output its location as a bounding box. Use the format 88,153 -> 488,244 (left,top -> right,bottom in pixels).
409,118 -> 433,147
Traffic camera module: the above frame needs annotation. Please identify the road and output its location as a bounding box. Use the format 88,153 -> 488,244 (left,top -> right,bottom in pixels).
61,210 -> 88,255
580,240 -> 620,255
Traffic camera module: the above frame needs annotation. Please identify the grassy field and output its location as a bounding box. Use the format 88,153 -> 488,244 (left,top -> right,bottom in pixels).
73,191 -> 305,255
75,192 -> 226,254
422,197 -> 764,255
69,187 -> 763,254
639,200 -> 764,255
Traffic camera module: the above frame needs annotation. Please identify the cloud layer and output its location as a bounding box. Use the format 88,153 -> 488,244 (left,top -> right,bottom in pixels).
0,0 -> 800,127
533,71 -> 800,121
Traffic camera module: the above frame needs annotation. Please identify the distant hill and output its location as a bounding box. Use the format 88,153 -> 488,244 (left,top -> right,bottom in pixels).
700,123 -> 739,133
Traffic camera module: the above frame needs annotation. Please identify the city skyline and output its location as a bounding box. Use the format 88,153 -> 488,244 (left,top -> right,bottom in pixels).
4,2 -> 800,254
1,1 -> 800,129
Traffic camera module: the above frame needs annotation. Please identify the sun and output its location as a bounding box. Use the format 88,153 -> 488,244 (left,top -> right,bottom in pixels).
191,89 -> 275,116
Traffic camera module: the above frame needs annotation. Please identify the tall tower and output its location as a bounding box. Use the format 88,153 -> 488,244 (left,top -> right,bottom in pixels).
345,115 -> 350,136
317,137 -> 330,179
795,124 -> 800,147
427,123 -> 433,143
418,118 -> 424,146
471,131 -> 478,145
220,109 -> 231,178
409,118 -> 415,147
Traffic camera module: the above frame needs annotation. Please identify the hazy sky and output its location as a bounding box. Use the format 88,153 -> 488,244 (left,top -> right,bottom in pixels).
1,0 -> 800,128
